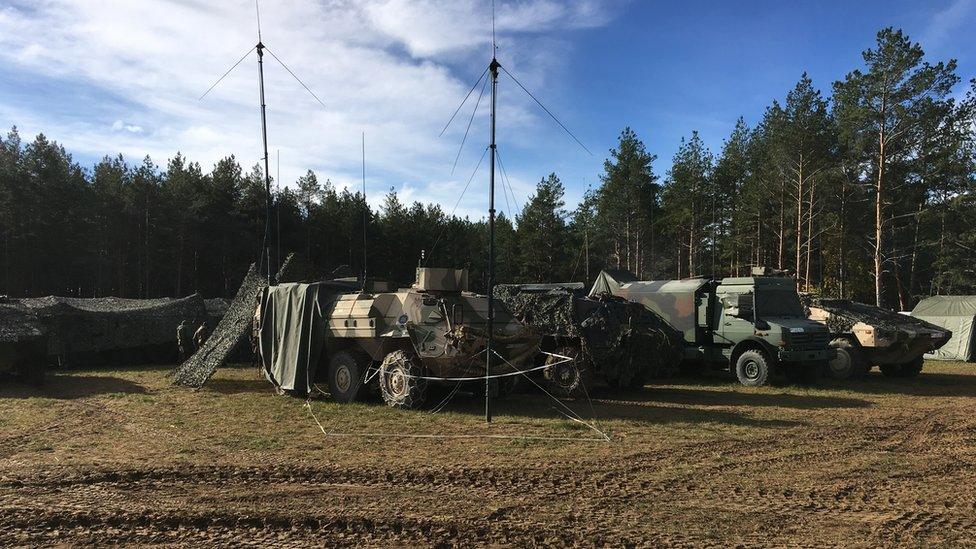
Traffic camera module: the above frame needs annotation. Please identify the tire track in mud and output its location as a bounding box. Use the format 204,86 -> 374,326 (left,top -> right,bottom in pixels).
0,500 -> 674,547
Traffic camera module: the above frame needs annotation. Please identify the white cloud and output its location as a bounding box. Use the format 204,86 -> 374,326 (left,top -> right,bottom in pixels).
112,120 -> 144,134
0,0 -> 615,219
922,0 -> 976,52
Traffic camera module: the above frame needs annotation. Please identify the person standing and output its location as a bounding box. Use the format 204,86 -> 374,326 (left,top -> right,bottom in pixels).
177,319 -> 193,362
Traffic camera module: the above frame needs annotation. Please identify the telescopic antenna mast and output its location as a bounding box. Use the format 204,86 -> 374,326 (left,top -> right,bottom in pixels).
438,0 -> 591,423
199,0 -> 326,284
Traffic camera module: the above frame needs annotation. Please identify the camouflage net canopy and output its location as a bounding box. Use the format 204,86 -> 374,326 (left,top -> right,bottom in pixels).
5,294 -> 208,365
494,284 -> 684,383
0,300 -> 47,379
172,254 -> 296,388
805,297 -> 948,338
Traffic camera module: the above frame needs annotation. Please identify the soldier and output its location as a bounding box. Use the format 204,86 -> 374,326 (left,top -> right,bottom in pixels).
177,319 -> 193,362
193,321 -> 211,350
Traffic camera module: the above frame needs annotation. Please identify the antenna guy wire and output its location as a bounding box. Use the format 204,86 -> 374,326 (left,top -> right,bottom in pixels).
264,46 -> 327,108
199,45 -> 256,100
499,66 -> 592,156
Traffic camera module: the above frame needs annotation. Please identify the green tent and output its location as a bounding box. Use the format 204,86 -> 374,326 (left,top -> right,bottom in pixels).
913,296 -> 976,362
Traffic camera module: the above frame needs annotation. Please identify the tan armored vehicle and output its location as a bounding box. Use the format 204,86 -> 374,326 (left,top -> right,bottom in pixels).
806,299 -> 951,379
255,267 -> 539,409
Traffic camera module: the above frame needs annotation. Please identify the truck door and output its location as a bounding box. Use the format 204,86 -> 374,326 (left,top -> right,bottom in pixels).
716,291 -> 755,349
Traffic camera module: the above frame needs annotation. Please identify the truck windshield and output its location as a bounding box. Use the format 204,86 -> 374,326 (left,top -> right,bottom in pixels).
756,289 -> 804,317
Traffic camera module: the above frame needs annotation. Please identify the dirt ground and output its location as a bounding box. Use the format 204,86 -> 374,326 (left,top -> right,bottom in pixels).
2,361 -> 976,547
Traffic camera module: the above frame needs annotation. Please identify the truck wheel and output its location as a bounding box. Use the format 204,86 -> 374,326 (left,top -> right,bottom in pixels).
543,345 -> 591,398
735,350 -> 770,387
379,350 -> 428,409
828,338 -> 867,380
327,349 -> 371,403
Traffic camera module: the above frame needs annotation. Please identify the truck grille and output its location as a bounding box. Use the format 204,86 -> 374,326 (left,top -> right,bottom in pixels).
790,331 -> 830,349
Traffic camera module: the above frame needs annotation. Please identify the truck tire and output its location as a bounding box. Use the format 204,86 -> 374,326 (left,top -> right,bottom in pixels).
827,338 -> 867,380
327,349 -> 371,403
379,350 -> 428,409
543,345 -> 591,398
735,349 -> 770,387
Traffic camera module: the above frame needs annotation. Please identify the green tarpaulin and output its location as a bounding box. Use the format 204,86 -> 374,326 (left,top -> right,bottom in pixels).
913,295 -> 976,362
258,283 -> 329,392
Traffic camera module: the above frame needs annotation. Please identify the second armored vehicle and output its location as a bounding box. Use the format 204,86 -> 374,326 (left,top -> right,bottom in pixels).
255,268 -> 539,409
806,298 -> 951,379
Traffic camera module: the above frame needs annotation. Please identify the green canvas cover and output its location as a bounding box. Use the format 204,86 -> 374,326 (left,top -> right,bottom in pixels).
590,269 -> 707,343
258,283 -> 330,392
913,296 -> 976,361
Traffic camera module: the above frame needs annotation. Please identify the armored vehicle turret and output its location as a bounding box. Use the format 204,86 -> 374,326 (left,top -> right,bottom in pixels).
255,267 -> 539,409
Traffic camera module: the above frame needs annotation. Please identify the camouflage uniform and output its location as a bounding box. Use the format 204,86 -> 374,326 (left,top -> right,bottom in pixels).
177,320 -> 193,362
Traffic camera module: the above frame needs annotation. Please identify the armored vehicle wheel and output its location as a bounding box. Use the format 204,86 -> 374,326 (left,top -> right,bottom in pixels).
879,363 -> 903,377
480,374 -> 519,399
327,349 -> 371,403
735,349 -> 770,387
543,345 -> 591,398
828,338 -> 867,380
379,350 -> 428,409
881,357 -> 923,378
901,356 -> 924,377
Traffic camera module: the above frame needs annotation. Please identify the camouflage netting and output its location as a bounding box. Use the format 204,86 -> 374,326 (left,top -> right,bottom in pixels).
11,294 -> 208,365
494,285 -> 683,383
0,300 -> 45,344
204,298 -> 230,325
0,300 -> 47,379
172,254 -> 295,388
804,297 -> 948,338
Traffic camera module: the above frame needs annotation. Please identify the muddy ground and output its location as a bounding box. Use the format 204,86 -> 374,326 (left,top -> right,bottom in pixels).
2,361 -> 976,547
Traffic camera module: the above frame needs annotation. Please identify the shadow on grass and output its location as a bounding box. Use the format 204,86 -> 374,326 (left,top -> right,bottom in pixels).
206,377 -> 275,395
0,374 -> 147,400
615,386 -> 872,409
820,371 -> 976,397
428,391 -> 806,429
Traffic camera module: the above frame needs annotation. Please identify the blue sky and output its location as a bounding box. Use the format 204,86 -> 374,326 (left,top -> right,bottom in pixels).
1,0 -> 974,220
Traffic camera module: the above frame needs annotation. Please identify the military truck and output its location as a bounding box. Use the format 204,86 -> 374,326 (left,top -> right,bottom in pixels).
590,269 -> 834,386
806,298 -> 951,379
494,283 -> 683,397
255,267 -> 539,409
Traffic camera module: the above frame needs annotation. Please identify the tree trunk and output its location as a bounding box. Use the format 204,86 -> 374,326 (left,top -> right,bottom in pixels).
795,159 -> 804,290
874,131 -> 886,307
839,176 -> 848,299
805,173 -> 816,292
778,179 -> 786,270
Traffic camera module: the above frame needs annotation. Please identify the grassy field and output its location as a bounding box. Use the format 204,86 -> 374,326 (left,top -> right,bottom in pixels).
2,361 -> 976,546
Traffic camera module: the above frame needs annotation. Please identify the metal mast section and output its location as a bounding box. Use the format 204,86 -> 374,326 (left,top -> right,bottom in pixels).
198,1 -> 326,286
485,56 -> 500,423
256,40 -> 273,284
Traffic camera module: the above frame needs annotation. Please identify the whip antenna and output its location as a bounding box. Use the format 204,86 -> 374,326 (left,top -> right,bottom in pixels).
362,131 -> 368,283
197,0 -> 327,283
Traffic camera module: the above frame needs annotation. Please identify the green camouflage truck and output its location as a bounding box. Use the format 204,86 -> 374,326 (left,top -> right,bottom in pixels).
590,269 -> 834,386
